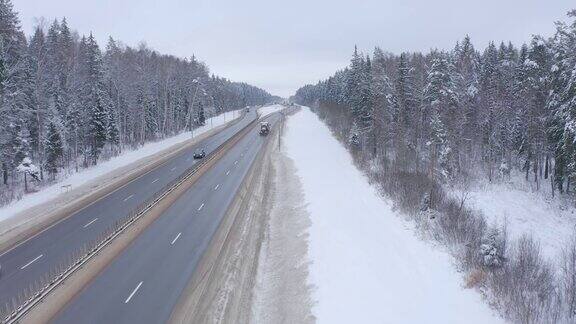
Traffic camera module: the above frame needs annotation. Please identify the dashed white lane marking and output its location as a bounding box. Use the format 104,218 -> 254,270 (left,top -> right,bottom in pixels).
20,254 -> 43,270
171,233 -> 181,245
198,203 -> 205,211
214,184 -> 220,190
123,194 -> 134,202
170,167 -> 176,171
234,160 -> 238,165
83,218 -> 98,228
226,170 -> 230,176
125,282 -> 143,304
151,178 -> 159,184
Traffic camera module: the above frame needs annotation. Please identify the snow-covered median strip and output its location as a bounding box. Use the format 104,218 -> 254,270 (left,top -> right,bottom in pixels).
283,107 -> 503,323
0,109 -> 241,223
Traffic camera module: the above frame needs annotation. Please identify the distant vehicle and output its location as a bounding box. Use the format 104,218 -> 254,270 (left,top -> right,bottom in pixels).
259,122 -> 270,136
245,107 -> 250,112
193,149 -> 206,159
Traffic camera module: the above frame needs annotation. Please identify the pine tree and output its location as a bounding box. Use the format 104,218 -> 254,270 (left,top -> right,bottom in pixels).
389,53 -> 419,166
371,47 -> 394,159
0,37 -> 6,90
346,46 -> 363,121
197,101 -> 206,126
0,5 -> 274,202
82,33 -> 109,164
429,111 -> 452,181
548,10 -> 576,192
27,27 -> 47,156
424,53 -> 459,177
44,121 -> 63,177
0,0 -> 35,184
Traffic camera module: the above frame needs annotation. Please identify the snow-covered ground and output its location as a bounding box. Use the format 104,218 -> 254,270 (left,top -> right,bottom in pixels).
453,175 -> 576,264
283,107 -> 503,323
0,109 -> 242,223
258,104 -> 284,117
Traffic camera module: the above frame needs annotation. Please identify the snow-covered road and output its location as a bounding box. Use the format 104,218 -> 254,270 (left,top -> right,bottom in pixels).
283,107 -> 504,323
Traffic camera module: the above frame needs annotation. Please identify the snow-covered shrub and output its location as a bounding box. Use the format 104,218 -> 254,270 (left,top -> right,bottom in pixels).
465,268 -> 487,289
560,235 -> 576,321
498,161 -> 510,179
16,157 -> 39,176
490,235 -> 558,323
349,131 -> 360,147
419,192 -> 431,212
480,227 -> 506,269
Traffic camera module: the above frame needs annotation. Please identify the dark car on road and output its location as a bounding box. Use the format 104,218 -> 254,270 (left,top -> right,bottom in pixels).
193,149 -> 206,159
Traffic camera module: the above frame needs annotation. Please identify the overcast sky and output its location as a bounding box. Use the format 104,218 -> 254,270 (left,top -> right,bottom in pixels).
13,0 -> 575,97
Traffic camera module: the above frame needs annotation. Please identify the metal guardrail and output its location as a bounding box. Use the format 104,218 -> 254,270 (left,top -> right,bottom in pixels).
0,115 -> 258,324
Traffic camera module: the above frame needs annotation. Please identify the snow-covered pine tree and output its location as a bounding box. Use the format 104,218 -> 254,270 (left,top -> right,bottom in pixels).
0,6 -> 274,205
0,0 -> 35,185
423,53 -> 459,177
371,47 -> 394,160
346,47 -> 359,110
196,101 -> 206,126
44,120 -> 63,177
82,33 -> 109,164
391,53 -> 420,167
27,27 -> 48,159
0,37 -> 5,89
547,11 -> 576,193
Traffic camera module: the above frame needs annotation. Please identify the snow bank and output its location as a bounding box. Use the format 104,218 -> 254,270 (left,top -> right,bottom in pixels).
283,107 -> 503,324
0,109 -> 242,222
258,104 -> 284,117
454,177 -> 576,264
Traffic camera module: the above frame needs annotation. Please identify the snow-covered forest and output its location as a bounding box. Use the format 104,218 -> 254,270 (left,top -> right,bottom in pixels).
0,0 -> 274,206
295,11 -> 576,196
294,10 -> 576,324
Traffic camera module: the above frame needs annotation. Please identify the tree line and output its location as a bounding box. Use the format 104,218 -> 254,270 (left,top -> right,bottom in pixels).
0,0 -> 274,203
294,10 -> 576,197
294,11 -> 576,322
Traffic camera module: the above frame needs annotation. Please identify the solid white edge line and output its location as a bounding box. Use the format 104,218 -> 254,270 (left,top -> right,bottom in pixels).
198,203 -> 204,211
170,233 -> 181,245
20,254 -> 43,270
123,194 -> 134,202
83,218 -> 98,228
125,281 -> 143,303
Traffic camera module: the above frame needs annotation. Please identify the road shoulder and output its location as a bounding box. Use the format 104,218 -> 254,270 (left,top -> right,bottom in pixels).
170,107 -> 314,324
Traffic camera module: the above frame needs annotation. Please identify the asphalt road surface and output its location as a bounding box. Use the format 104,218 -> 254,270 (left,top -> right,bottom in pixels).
52,113 -> 282,324
0,110 -> 257,309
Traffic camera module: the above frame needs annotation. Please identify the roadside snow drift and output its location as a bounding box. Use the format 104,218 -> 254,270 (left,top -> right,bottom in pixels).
0,109 -> 242,223
258,104 -> 284,117
454,179 -> 575,264
283,107 -> 503,324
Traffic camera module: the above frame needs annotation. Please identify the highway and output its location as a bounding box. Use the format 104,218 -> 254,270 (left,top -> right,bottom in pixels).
51,112 -> 282,324
0,110 -> 258,309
